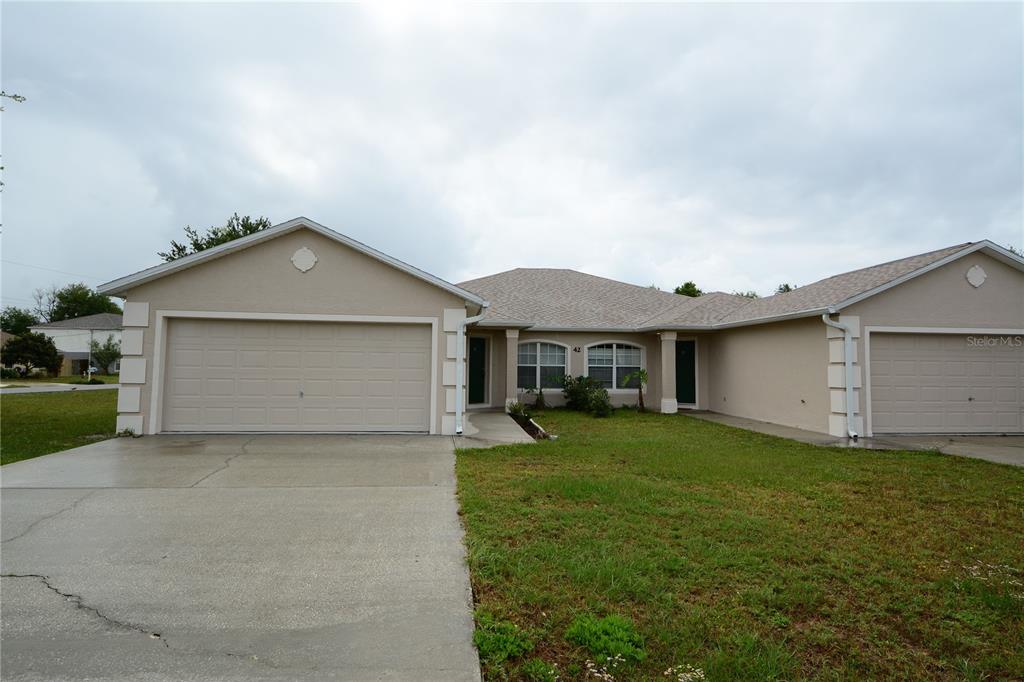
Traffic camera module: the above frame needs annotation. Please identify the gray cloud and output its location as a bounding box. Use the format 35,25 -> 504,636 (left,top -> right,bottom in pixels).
3,2 -> 1020,306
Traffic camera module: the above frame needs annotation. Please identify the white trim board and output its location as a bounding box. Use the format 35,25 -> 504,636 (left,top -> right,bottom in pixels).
99,217 -> 487,307
147,310 -> 440,436
862,325 -> 1024,437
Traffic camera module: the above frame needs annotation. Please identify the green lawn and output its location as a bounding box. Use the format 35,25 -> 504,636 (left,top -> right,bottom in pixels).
456,409 -> 1024,681
1,374 -> 120,384
1,390 -> 117,465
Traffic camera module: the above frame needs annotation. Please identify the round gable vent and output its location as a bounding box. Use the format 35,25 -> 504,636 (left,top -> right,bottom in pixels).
965,264 -> 987,288
291,247 -> 318,273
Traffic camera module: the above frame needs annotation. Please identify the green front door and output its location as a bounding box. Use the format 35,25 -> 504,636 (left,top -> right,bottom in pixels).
468,337 -> 487,404
676,340 -> 696,405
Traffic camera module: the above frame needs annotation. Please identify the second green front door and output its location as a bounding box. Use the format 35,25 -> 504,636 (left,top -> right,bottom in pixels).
676,340 -> 696,405
468,337 -> 487,405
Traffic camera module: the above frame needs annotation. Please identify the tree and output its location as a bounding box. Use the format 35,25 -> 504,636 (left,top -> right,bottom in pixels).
733,290 -> 760,299
2,332 -> 61,374
621,368 -> 648,412
775,283 -> 797,294
89,334 -> 121,374
159,213 -> 273,262
674,281 -> 703,297
32,286 -> 58,322
1,306 -> 40,336
47,283 -> 121,323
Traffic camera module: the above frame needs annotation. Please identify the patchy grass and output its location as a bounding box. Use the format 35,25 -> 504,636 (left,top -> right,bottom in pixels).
456,409 -> 1024,681
1,390 -> 117,465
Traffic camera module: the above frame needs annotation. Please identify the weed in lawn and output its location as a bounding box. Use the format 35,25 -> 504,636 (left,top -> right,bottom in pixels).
473,611 -> 534,666
566,614 -> 645,664
516,657 -> 560,681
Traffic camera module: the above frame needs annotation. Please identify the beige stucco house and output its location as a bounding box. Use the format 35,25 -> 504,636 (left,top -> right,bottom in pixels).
98,217 -> 1023,438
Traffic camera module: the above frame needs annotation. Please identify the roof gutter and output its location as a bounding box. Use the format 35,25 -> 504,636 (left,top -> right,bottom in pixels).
821,310 -> 859,440
455,302 -> 490,435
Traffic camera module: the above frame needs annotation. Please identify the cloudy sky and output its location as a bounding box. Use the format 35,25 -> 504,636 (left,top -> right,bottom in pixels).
2,2 -> 1021,309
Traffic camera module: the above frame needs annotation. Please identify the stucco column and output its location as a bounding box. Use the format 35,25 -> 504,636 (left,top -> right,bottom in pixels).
504,328 -> 519,411
659,331 -> 677,414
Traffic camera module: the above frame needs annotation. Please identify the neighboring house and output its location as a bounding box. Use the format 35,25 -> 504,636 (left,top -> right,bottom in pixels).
30,313 -> 123,375
0,330 -> 13,349
97,217 -> 1023,438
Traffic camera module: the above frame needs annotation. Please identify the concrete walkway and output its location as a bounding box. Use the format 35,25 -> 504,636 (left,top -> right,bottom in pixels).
686,411 -> 1024,468
1,383 -> 119,394
454,410 -> 535,449
1,434 -> 481,680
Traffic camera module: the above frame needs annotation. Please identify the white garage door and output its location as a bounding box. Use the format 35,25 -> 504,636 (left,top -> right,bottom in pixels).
870,333 -> 1022,434
163,319 -> 432,432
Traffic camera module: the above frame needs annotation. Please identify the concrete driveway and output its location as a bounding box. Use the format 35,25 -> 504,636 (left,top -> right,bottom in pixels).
1,435 -> 480,681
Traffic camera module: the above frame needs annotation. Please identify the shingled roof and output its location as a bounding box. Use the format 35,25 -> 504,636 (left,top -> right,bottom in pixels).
32,313 -> 123,330
460,241 -> 1019,331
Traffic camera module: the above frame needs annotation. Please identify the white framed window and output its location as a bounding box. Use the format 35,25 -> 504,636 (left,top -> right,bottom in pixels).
587,342 -> 642,389
517,341 -> 568,390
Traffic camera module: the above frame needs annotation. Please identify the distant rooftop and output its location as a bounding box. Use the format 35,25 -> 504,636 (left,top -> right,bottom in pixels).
32,313 -> 123,330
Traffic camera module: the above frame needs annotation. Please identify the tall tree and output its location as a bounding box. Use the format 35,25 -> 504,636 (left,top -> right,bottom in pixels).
89,334 -> 121,374
159,213 -> 273,262
733,290 -> 761,299
1,306 -> 40,335
775,283 -> 797,294
674,281 -> 703,297
47,283 -> 121,323
2,332 -> 61,374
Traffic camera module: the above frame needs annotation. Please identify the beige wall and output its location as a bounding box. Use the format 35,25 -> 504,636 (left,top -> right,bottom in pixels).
844,251 -> 1024,435
706,317 -> 830,433
117,228 -> 468,435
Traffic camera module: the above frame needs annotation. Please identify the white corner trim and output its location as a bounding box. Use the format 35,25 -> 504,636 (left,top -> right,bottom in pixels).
660,398 -> 678,414
147,310 -> 440,436
117,386 -> 142,412
122,302 -> 150,327
121,328 -> 144,356
119,357 -> 147,384
116,414 -> 144,434
443,308 -> 467,333
861,325 -> 1024,437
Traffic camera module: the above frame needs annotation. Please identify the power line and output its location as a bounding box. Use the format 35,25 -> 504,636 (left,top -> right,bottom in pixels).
1,259 -> 104,281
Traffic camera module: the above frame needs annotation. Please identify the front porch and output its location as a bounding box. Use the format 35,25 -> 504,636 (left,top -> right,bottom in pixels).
464,327 -> 704,415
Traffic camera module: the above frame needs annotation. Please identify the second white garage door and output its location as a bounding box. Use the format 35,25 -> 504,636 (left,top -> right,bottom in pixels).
870,332 -> 1022,434
163,319 -> 432,432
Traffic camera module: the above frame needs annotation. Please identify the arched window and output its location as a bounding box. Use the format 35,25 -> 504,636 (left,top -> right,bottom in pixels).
517,342 -> 568,390
587,343 -> 642,389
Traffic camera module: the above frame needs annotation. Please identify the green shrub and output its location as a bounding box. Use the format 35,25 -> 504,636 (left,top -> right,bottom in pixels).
517,657 -> 559,681
473,611 -> 533,665
562,375 -> 614,417
565,613 -> 645,663
0,368 -> 18,379
508,401 -> 532,419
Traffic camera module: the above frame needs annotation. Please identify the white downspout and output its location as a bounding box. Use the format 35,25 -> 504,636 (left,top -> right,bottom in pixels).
455,303 -> 490,435
821,311 -> 859,440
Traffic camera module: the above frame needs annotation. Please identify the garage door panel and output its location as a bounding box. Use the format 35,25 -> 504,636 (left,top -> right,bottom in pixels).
163,320 -> 431,432
871,333 -> 1022,434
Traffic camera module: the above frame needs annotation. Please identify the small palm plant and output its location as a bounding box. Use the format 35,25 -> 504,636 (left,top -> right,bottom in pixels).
621,368 -> 648,411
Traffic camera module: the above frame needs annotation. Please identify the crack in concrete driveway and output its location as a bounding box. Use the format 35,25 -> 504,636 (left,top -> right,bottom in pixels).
1,434 -> 480,681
